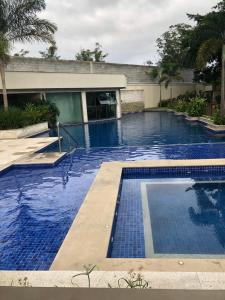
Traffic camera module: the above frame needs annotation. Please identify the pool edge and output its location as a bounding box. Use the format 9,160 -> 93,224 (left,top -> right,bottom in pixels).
51,158 -> 225,272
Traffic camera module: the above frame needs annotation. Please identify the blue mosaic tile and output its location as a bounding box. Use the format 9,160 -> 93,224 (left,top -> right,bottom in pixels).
109,166 -> 225,258
2,112 -> 225,268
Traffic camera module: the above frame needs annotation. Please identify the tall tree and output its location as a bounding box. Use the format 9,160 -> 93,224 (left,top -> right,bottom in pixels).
0,0 -> 57,111
156,23 -> 194,69
75,48 -> 93,62
187,1 -> 225,114
155,1 -> 225,115
93,42 -> 108,62
39,42 -> 60,60
75,42 -> 108,62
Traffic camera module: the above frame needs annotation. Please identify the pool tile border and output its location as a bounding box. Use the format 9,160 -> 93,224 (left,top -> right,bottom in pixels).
51,158 -> 225,272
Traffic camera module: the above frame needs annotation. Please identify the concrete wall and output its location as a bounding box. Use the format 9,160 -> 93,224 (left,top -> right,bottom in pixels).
122,83 -> 198,110
3,57 -> 198,112
6,57 -> 194,84
121,102 -> 145,113
144,83 -> 198,109
1,72 -> 127,90
121,89 -> 144,103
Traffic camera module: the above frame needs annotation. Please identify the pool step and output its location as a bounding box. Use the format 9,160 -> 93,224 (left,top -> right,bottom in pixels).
14,152 -> 67,167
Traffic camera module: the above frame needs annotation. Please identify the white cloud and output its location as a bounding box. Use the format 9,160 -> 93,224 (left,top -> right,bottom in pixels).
13,0 -> 219,64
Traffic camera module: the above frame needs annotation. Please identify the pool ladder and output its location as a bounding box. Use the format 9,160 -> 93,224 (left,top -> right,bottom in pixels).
57,122 -> 79,153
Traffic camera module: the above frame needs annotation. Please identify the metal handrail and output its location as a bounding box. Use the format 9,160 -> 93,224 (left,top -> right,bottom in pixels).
56,122 -> 79,153
57,122 -> 62,153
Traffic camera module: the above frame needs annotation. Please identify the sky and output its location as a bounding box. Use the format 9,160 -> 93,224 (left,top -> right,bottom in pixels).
14,0 -> 219,65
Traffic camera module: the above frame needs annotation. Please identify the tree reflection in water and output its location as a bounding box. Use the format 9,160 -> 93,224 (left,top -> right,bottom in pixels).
187,182 -> 225,248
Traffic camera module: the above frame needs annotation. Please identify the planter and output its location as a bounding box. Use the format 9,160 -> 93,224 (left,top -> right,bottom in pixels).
0,122 -> 48,139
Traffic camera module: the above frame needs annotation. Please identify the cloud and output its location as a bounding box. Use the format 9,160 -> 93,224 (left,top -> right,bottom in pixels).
13,0 -> 219,64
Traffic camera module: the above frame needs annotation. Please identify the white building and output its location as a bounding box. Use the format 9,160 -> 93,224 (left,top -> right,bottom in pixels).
0,57 -> 198,124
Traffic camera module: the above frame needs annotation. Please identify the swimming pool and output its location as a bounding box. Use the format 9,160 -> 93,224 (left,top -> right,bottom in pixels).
41,111 -> 225,151
2,111 -> 225,270
108,166 -> 225,258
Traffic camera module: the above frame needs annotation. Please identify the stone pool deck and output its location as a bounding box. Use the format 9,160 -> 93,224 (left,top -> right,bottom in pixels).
0,137 -> 65,171
51,159 -> 225,273
2,270 -> 225,290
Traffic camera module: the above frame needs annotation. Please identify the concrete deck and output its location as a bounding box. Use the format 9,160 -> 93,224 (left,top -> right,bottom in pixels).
51,159 -> 225,272
0,137 -> 62,171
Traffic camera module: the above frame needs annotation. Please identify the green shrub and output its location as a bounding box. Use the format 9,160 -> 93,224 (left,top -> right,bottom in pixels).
175,99 -> 188,112
159,100 -> 171,108
25,103 -> 48,124
0,107 -> 27,129
212,109 -> 225,125
187,97 -> 206,117
176,91 -> 197,102
45,101 -> 59,127
0,101 -> 60,130
26,101 -> 59,127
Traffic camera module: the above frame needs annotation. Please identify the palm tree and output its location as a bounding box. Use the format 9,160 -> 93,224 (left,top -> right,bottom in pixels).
0,0 -> 57,111
149,63 -> 183,106
150,66 -> 165,105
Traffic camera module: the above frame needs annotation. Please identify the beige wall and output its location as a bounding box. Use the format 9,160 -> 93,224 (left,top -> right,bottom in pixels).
2,72 -> 127,90
126,83 -> 198,108
7,57 -> 194,85
1,69 -> 201,111
121,89 -> 144,103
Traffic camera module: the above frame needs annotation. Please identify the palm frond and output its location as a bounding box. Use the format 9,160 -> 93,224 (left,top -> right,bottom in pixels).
165,79 -> 171,88
174,74 -> 184,82
196,38 -> 222,69
159,74 -> 168,84
8,18 -> 57,43
2,0 -> 57,44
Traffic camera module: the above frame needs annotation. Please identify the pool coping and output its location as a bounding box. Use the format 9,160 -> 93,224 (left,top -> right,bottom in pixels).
51,159 -> 225,272
2,270 -> 225,290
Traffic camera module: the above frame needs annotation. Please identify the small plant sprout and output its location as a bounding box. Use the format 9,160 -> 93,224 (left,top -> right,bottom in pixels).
71,265 -> 96,288
107,270 -> 150,289
11,277 -> 31,287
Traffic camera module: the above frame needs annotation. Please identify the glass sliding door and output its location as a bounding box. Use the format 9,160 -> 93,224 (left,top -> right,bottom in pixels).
86,91 -> 117,121
46,92 -> 83,124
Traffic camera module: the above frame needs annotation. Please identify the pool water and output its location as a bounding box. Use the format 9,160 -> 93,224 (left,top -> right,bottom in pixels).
109,167 -> 225,258
43,112 -> 225,151
1,112 -> 225,270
